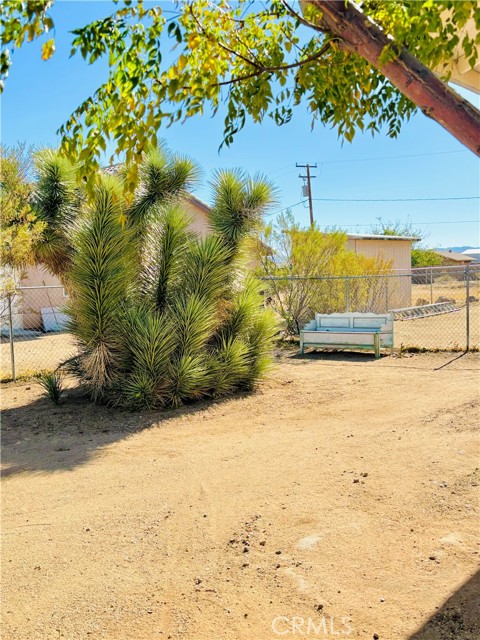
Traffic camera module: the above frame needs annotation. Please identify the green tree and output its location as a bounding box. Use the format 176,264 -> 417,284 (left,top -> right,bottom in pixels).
369,219 -> 443,268
258,211 -> 392,333
1,1 -> 479,186
33,145 -> 278,408
0,144 -> 45,272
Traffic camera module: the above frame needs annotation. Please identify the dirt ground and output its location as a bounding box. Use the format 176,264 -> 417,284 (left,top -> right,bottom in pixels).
394,304 -> 480,351
1,351 -> 479,640
0,332 -> 78,380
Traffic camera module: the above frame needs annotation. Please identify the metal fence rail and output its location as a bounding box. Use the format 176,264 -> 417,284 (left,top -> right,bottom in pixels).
1,266 -> 479,379
261,264 -> 480,352
1,285 -> 76,380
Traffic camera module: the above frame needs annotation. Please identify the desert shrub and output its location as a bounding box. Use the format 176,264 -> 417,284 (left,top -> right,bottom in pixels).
35,147 -> 278,409
0,144 -> 45,271
36,370 -> 64,405
257,212 -> 392,333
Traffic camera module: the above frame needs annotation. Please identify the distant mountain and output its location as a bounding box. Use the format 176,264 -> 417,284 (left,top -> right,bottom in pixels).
437,246 -> 479,253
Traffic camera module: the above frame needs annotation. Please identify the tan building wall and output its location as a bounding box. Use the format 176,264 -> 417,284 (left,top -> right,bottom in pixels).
185,195 -> 211,238
19,265 -> 66,330
346,237 -> 412,271
346,234 -> 416,309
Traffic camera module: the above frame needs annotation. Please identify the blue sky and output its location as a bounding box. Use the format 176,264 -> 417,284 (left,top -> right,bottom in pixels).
1,0 -> 479,248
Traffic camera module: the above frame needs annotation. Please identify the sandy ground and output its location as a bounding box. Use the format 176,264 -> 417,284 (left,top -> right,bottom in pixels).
394,304 -> 480,351
1,351 -> 479,640
0,332 -> 78,379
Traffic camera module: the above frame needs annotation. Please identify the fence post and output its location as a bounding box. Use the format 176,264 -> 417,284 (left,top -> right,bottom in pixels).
430,267 -> 433,304
7,292 -> 16,381
345,276 -> 350,312
465,265 -> 470,352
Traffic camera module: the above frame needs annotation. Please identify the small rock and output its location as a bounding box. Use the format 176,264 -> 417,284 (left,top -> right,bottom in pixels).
362,473 -> 368,478
429,555 -> 436,561
353,479 -> 360,484
243,547 -> 249,553
275,550 -> 282,555
373,634 -> 379,640
85,527 -> 91,532
259,540 -> 266,546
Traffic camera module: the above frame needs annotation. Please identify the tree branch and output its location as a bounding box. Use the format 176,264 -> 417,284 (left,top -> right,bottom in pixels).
281,0 -> 323,32
187,4 -> 263,70
303,0 -> 480,156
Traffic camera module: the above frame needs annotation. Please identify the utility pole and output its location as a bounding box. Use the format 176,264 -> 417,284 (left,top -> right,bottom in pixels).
296,162 -> 317,227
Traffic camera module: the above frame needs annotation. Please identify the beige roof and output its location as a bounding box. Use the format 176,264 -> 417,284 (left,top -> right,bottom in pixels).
346,233 -> 419,242
434,250 -> 475,262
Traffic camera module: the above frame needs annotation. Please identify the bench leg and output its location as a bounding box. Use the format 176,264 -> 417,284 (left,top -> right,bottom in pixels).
300,341 -> 304,355
374,333 -> 380,358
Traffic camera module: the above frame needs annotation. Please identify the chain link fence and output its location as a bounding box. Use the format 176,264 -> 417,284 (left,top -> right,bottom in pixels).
1,266 -> 479,379
1,286 -> 77,380
261,264 -> 480,352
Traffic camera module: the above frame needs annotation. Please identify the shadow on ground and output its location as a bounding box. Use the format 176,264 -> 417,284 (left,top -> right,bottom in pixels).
288,349 -> 379,363
409,569 -> 480,640
1,386 -> 241,477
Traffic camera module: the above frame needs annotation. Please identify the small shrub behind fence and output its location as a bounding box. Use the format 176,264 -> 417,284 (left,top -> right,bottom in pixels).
261,264 -> 480,351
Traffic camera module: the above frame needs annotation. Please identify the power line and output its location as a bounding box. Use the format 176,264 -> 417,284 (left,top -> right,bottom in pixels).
317,149 -> 469,164
326,220 -> 478,228
269,194 -> 479,215
268,199 -> 308,215
312,196 -> 479,202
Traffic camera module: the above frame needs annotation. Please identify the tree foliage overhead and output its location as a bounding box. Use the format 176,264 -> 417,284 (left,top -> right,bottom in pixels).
1,1 -> 479,186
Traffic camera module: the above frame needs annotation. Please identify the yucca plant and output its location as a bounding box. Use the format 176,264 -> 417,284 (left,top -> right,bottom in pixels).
65,174 -> 135,399
31,149 -> 80,279
35,144 -> 278,410
36,370 -> 64,405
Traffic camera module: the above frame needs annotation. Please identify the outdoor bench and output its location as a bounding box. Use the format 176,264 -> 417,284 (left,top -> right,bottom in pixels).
300,312 -> 394,358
